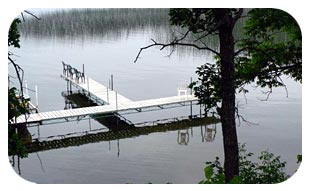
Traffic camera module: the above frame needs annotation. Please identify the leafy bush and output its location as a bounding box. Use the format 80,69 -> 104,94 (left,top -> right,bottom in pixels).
199,144 -> 289,184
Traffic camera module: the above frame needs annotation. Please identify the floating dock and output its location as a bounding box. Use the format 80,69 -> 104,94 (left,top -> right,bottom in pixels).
13,63 -> 198,125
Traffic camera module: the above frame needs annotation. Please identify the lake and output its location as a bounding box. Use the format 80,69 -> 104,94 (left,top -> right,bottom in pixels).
8,9 -> 301,183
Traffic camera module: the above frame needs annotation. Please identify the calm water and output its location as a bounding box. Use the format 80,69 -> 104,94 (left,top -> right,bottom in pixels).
9,12 -> 301,183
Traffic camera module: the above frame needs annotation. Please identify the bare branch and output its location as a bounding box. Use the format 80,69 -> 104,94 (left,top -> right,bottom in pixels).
235,104 -> 258,126
8,55 -> 24,93
134,28 -> 220,63
194,32 -> 210,42
238,86 -> 248,104
165,46 -> 176,58
177,30 -> 191,42
260,88 -> 272,101
134,37 -> 220,63
21,12 -> 25,22
134,43 -> 161,63
277,76 -> 289,98
24,10 -> 41,20
8,55 -> 29,122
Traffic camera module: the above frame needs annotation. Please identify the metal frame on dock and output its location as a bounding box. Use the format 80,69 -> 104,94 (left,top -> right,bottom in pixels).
14,63 -> 200,125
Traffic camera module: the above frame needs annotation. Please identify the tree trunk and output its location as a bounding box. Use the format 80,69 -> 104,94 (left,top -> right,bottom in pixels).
215,9 -> 239,183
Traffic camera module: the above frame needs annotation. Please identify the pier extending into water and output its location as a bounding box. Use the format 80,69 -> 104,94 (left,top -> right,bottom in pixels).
13,62 -> 199,125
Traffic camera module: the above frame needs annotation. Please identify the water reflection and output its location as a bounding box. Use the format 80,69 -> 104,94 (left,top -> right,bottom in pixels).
177,129 -> 189,145
177,124 -> 217,145
20,9 -> 170,39
10,155 -> 21,175
10,116 -> 219,176
201,124 -> 217,142
23,116 -> 219,153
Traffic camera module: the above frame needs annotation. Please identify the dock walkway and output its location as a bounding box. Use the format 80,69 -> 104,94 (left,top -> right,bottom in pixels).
14,65 -> 198,124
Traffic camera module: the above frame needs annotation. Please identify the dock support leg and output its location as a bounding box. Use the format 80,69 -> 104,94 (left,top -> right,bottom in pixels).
24,80 -> 29,97
87,77 -> 90,96
190,102 -> 192,118
115,91 -> 118,111
189,77 -> 193,118
66,81 -> 69,92
35,85 -> 39,112
106,86 -> 109,104
116,116 -> 119,128
111,74 -> 114,91
37,124 -> 40,141
70,82 -> 72,94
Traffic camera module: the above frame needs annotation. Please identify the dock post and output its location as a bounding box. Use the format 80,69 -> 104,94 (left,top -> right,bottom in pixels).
87,76 -> 90,96
115,91 -> 118,111
37,124 -> 40,141
66,81 -> 69,92
70,81 -> 72,94
35,85 -> 39,112
106,86 -> 109,104
82,64 -> 85,76
190,77 -> 193,118
24,80 -> 29,97
111,74 -> 114,91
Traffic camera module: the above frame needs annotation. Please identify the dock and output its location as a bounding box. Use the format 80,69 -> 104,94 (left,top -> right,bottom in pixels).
13,63 -> 198,125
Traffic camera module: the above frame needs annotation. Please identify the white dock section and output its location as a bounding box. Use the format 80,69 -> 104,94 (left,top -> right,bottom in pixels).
15,94 -> 198,124
13,71 -> 198,124
61,74 -> 131,105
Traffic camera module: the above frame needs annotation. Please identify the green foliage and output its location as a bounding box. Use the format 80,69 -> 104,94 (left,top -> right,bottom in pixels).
8,16 -> 29,158
198,157 -> 225,184
8,88 -> 28,157
297,154 -> 302,164
169,8 -> 242,34
199,144 -> 289,184
189,60 -> 221,112
170,9 -> 216,34
237,8 -> 302,88
8,18 -> 21,48
8,125 -> 28,158
8,87 -> 28,122
183,8 -> 301,113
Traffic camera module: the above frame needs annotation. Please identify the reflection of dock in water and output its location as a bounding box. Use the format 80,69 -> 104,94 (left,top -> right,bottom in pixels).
22,86 -> 219,154
25,116 -> 219,154
177,124 -> 217,145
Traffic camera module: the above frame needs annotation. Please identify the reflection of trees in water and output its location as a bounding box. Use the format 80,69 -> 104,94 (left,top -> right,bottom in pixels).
19,9 -> 170,38
10,155 -> 21,175
18,8 -> 222,57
